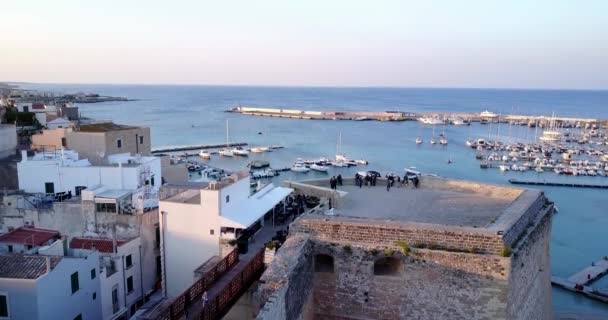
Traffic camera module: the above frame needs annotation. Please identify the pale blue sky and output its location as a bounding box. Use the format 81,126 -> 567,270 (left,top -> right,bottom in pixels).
1,0 -> 607,89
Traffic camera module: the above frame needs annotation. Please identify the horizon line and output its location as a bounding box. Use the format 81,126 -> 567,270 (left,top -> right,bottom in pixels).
3,80 -> 608,92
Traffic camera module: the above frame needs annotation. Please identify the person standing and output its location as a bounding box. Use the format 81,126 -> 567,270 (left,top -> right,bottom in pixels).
337,174 -> 343,186
386,179 -> 391,192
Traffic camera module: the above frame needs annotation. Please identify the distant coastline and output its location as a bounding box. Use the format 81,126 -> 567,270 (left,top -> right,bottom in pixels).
0,82 -> 135,104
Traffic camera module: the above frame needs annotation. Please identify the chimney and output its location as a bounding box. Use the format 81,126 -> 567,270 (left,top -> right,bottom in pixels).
45,256 -> 51,274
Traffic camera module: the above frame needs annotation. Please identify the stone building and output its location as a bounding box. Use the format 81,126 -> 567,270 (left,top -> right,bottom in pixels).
255,177 -> 554,320
67,122 -> 151,165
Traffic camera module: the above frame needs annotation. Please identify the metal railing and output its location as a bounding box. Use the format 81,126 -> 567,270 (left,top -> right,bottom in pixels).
156,249 -> 239,320
197,248 -> 265,320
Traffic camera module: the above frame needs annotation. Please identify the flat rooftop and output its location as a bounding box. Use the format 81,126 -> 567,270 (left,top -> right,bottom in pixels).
77,122 -> 139,132
299,177 -> 531,228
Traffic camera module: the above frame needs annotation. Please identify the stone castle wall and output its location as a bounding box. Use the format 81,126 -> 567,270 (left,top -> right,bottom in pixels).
311,243 -> 510,319
506,205 -> 553,319
291,217 -> 506,255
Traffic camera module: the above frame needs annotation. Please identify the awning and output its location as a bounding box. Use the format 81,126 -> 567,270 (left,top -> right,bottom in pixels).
220,185 -> 293,229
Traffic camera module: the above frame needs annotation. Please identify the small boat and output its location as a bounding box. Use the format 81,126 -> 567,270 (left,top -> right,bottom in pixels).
250,147 -> 269,153
331,161 -> 349,167
430,138 -> 436,145
439,137 -> 448,145
416,137 -> 423,144
355,159 -> 368,165
199,150 -> 211,159
218,149 -> 234,157
499,165 -> 509,172
249,160 -> 270,169
310,163 -> 329,172
466,139 -> 475,147
291,162 -> 310,172
535,167 -> 544,173
231,147 -> 249,156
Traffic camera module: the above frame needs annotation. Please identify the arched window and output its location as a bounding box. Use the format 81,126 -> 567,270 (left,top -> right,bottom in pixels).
374,257 -> 401,276
314,254 -> 334,273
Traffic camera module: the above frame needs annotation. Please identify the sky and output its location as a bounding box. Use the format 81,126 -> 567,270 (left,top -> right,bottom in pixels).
1,0 -> 607,89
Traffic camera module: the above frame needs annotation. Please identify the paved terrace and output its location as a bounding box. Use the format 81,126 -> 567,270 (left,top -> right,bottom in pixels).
298,176 -> 528,229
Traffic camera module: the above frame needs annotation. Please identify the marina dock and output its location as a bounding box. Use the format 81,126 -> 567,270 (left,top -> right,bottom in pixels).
508,179 -> 608,189
152,142 -> 247,154
551,257 -> 608,303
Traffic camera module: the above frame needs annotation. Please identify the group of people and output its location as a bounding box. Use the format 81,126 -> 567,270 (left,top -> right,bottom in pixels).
354,173 -> 377,188
329,174 -> 343,190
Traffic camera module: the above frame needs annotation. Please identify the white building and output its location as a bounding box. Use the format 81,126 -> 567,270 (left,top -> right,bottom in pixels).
0,124 -> 17,159
0,228 -> 101,320
70,236 -> 143,320
159,172 -> 292,297
17,150 -> 161,198
46,117 -> 74,129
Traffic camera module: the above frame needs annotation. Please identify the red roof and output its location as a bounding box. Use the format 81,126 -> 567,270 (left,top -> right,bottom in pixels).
0,227 -> 61,246
69,237 -> 128,253
31,103 -> 46,110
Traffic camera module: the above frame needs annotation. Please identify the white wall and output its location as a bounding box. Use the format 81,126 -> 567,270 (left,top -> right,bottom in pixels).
118,238 -> 143,314
219,177 -> 250,213
0,125 -> 17,158
160,191 -> 221,297
36,251 -> 102,320
100,257 -> 127,320
0,278 -> 39,319
18,160 -> 141,194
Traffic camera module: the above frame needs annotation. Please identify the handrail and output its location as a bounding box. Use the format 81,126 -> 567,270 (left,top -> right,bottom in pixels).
197,248 -> 265,320
155,248 -> 239,320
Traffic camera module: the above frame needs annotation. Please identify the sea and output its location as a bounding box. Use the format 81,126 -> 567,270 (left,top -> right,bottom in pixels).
19,83 -> 608,318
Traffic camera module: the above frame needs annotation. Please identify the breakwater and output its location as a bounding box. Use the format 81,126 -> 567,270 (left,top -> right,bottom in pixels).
227,106 -> 604,125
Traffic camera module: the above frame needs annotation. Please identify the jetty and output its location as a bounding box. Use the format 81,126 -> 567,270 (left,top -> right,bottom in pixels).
152,142 -> 247,154
508,179 -> 608,189
227,106 -> 606,126
552,257 -> 608,303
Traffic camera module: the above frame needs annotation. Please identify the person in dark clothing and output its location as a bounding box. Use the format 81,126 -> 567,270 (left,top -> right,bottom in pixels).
337,174 -> 343,186
330,177 -> 335,190
413,176 -> 419,188
372,175 -> 376,186
184,294 -> 191,319
386,178 -> 391,191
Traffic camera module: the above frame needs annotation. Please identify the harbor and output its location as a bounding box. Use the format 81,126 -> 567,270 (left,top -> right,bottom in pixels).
552,257 -> 608,304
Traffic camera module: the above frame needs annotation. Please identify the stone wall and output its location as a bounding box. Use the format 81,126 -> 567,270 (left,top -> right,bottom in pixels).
506,205 -> 553,320
495,190 -> 546,246
255,235 -> 314,320
292,216 -> 506,255
309,243 -> 510,319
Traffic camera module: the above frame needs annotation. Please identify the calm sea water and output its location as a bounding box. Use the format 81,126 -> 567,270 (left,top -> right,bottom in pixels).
21,83 -> 608,317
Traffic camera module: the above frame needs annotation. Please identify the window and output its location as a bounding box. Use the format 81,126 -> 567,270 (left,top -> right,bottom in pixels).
127,276 -> 134,293
373,257 -> 402,276
155,225 -> 160,249
96,203 -> 117,213
139,136 -> 144,144
71,272 -> 79,294
90,268 -> 96,279
73,314 -> 82,320
314,254 -> 334,273
0,294 -> 8,317
226,195 -> 230,203
210,229 -> 214,235
27,245 -> 32,250
45,182 -> 55,194
117,139 -> 122,148
92,292 -> 97,300
7,245 -> 12,253
150,176 -> 155,186
125,255 -> 133,269
75,186 -> 87,196
112,286 -> 119,313
61,137 -> 67,147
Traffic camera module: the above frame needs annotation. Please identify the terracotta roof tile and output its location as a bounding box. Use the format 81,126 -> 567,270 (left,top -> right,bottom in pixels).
0,227 -> 61,246
0,254 -> 62,279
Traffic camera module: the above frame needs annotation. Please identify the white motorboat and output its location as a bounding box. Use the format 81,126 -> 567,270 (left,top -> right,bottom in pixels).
416,137 -> 423,144
418,117 -> 444,125
439,136 -> 448,145
231,147 -> 249,156
535,167 -> 544,173
331,161 -> 349,167
430,138 -> 436,145
466,139 -> 475,147
451,118 -> 465,125
499,165 -> 509,172
310,163 -> 329,172
199,150 -> 211,159
355,159 -> 368,165
480,110 -> 498,118
291,162 -> 310,172
218,149 -> 234,157
250,146 -> 269,153
477,138 -> 486,146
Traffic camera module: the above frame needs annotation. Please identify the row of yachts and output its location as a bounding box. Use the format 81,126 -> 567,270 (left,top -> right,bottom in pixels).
290,155 -> 368,173
198,145 -> 283,159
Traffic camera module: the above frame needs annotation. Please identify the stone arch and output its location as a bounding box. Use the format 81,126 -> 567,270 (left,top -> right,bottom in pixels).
373,257 -> 402,276
314,253 -> 335,273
